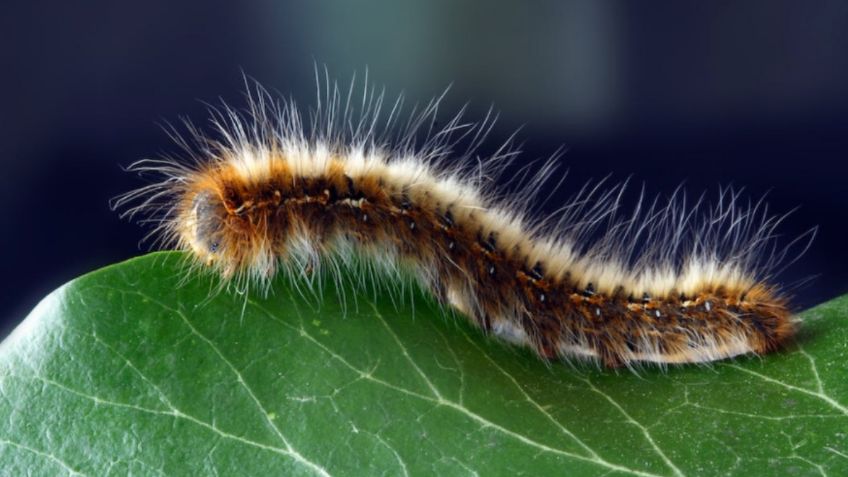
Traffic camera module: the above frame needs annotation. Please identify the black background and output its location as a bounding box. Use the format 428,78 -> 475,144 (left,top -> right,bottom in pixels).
3,1 -> 847,338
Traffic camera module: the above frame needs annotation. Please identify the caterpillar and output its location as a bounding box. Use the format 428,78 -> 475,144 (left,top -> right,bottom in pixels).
115,74 -> 813,368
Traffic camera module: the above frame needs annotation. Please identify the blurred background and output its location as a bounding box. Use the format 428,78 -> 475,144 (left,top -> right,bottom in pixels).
2,1 -> 847,337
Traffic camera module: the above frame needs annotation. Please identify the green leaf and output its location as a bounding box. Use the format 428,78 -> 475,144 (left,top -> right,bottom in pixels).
1,252 -> 846,476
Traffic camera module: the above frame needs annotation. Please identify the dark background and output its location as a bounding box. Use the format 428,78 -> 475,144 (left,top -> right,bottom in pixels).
2,1 -> 847,338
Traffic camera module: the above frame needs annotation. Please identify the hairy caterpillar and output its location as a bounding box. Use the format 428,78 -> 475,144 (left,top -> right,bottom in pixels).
115,74 -> 813,368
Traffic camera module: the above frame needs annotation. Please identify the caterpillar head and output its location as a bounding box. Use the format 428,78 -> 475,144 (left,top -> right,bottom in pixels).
184,190 -> 229,267
181,186 -> 280,283
183,186 -> 272,282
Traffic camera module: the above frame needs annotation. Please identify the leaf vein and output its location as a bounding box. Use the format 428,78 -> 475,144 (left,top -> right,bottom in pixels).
118,288 -> 333,477
0,438 -> 89,476
580,377 -> 685,477
726,364 -> 848,417
251,299 -> 667,477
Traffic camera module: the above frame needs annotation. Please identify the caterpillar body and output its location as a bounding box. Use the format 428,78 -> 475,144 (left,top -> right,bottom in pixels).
117,76 -> 809,368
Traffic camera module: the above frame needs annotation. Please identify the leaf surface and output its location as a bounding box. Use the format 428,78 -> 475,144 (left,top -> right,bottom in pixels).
1,252 -> 846,476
